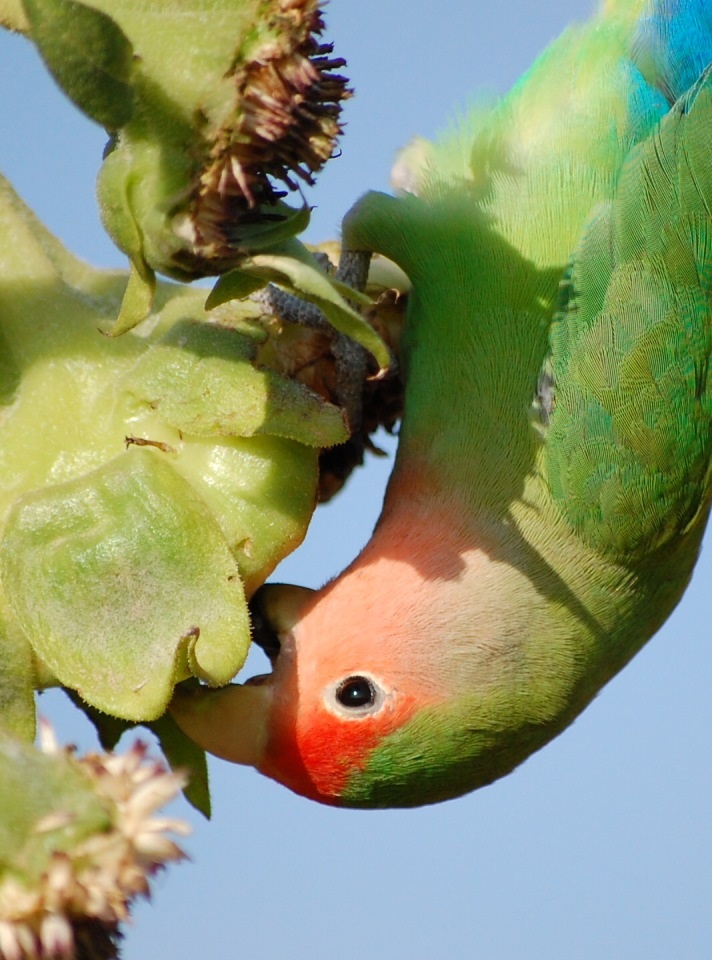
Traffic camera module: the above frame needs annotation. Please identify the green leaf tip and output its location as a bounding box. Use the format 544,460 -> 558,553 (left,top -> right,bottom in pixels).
206,269 -> 268,310
107,257 -> 156,336
150,711 -> 212,819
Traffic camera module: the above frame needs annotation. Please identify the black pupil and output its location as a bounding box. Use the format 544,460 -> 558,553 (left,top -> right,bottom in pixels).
337,676 -> 375,708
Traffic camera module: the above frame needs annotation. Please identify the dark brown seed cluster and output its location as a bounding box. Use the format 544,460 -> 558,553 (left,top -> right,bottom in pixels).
251,279 -> 406,502
185,0 -> 351,268
72,919 -> 122,960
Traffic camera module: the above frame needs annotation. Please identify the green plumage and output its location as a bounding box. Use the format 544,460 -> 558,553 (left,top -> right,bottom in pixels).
171,0 -> 712,809
549,69 -> 712,557
345,2 -> 712,581
336,3 -> 712,805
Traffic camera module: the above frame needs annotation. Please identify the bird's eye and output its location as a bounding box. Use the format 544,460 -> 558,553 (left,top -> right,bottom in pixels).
336,676 -> 377,709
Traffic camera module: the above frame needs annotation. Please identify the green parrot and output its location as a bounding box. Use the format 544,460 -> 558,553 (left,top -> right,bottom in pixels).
171,0 -> 712,807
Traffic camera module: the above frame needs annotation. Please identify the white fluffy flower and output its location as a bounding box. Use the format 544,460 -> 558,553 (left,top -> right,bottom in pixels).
0,725 -> 190,959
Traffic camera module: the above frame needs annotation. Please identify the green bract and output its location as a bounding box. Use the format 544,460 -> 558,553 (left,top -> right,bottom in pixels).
0,172 -> 347,731
12,0 -> 392,363
2,452 -> 250,721
13,0 -> 365,334
0,733 -> 112,880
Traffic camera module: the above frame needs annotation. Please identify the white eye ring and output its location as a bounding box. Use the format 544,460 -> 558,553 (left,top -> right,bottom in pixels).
325,674 -> 387,717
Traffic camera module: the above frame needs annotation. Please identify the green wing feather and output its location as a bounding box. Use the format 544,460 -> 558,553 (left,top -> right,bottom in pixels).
344,5 -> 675,507
547,66 -> 712,558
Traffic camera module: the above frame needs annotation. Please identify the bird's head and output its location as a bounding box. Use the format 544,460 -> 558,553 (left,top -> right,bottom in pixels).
170,576 -> 449,807
170,503 -> 569,808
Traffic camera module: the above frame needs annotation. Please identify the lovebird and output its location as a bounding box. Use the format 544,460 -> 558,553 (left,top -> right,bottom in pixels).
172,0 -> 712,807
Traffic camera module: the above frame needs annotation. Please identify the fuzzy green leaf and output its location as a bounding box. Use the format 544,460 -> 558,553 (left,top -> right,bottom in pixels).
22,0 -> 134,130
64,688 -> 133,750
124,318 -> 349,447
0,326 -> 21,406
1,450 -> 250,721
0,610 -> 37,741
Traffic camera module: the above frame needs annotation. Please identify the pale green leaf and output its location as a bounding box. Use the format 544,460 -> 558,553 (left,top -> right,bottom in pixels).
0,608 -> 37,741
22,0 -> 134,129
241,247 -> 389,372
205,269 -> 267,310
1,450 -> 250,721
124,318 -> 349,447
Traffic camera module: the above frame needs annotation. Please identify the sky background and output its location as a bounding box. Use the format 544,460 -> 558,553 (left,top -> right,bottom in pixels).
2,1 -> 712,958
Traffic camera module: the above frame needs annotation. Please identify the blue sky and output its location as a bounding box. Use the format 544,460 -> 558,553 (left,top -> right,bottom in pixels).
2,1 -> 712,958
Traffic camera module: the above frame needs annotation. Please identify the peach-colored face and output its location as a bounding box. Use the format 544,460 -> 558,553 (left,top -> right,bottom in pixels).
254,567 -> 448,804
255,610 -> 420,803
251,479 -> 508,804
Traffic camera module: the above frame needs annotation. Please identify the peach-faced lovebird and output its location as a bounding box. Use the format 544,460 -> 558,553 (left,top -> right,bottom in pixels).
172,0 -> 712,806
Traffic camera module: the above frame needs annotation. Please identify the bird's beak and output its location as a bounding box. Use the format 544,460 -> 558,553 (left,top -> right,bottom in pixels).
169,682 -> 271,768
169,583 -> 316,767
249,583 -> 316,662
